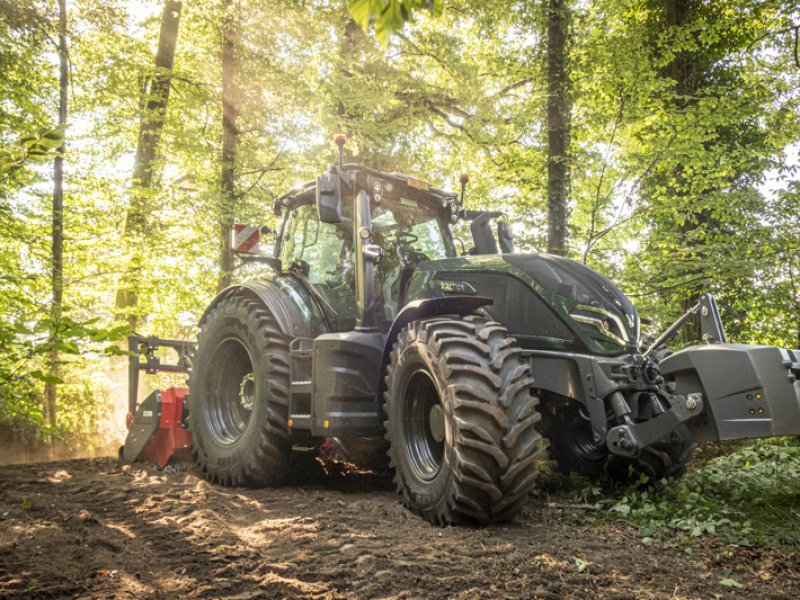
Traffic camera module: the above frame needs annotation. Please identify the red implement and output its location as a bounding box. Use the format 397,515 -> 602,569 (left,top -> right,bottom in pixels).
123,387 -> 192,468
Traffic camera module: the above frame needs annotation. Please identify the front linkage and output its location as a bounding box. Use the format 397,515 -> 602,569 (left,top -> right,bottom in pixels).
536,292 -> 800,480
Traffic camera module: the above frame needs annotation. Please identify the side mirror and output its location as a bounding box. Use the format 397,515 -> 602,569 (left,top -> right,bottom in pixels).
470,213 -> 499,255
317,171 -> 342,223
497,220 -> 514,254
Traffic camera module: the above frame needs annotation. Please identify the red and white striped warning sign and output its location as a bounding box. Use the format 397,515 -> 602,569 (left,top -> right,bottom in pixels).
231,224 -> 259,253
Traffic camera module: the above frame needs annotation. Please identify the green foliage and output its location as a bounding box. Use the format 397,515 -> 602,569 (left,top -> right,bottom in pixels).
0,0 -> 799,452
0,128 -> 64,181
0,309 -> 129,430
348,0 -> 444,44
606,439 -> 800,551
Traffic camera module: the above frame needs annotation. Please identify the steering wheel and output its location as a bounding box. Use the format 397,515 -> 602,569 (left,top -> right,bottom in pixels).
398,232 -> 418,244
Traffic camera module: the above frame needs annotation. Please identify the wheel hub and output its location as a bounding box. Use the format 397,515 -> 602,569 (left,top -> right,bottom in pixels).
429,404 -> 445,443
403,369 -> 445,481
206,338 -> 256,446
239,373 -> 255,411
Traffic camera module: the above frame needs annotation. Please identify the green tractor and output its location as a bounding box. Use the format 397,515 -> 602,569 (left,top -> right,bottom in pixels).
183,138 -> 800,525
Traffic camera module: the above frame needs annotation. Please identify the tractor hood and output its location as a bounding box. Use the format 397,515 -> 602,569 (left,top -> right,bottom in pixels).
406,253 -> 640,356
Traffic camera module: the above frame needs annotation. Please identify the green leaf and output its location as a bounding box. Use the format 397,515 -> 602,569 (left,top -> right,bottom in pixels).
612,503 -> 631,515
29,370 -> 63,385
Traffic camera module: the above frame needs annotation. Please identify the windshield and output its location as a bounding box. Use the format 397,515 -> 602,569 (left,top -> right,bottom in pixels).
371,198 -> 455,261
278,197 -> 455,330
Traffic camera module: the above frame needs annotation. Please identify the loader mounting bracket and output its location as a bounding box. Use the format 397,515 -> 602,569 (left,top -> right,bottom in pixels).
606,393 -> 704,458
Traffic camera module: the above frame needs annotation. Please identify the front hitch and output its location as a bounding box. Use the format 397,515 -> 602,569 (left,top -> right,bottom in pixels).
605,391 -> 705,458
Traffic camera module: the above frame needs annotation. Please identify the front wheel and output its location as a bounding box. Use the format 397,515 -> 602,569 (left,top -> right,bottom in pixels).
384,315 -> 542,525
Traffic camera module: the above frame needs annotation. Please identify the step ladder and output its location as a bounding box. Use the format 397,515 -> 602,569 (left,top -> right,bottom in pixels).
288,337 -> 314,430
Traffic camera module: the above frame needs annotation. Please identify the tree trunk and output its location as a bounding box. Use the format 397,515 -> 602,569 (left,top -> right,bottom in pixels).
662,0 -> 704,342
336,18 -> 360,128
546,0 -> 570,256
217,0 -> 239,292
45,0 -> 68,432
115,0 -> 182,329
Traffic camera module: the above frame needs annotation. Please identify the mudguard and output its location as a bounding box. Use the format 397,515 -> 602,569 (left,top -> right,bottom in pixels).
379,295 -> 493,377
201,275 -> 328,339
660,343 -> 800,442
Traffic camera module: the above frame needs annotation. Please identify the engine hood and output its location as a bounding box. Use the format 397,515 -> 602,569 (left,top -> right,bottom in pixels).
407,252 -> 640,356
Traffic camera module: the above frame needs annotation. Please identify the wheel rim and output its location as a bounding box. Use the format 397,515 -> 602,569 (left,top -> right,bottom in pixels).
207,338 -> 256,445
402,369 -> 445,481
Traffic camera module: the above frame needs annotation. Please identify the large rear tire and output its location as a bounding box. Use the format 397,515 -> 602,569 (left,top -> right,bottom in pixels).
384,315 -> 542,525
188,296 -> 291,487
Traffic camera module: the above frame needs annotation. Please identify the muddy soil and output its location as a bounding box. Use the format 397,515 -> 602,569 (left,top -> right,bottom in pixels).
0,458 -> 797,599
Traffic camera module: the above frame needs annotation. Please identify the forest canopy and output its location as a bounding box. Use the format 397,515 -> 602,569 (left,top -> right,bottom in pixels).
1,0 -> 799,443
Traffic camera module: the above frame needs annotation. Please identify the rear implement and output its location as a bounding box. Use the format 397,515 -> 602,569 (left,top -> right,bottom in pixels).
119,336 -> 194,469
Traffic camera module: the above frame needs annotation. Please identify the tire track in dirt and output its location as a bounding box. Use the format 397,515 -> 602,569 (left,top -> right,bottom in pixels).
0,458 -> 797,598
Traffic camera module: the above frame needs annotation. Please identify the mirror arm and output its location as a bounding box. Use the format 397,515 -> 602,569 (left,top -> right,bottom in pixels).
235,255 -> 282,270
334,164 -> 354,190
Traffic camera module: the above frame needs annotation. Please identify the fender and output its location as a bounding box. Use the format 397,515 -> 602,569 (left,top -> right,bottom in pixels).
379,295 -> 493,380
201,276 -> 327,339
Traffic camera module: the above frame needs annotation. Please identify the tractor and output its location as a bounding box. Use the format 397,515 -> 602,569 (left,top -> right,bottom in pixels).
122,136 -> 800,525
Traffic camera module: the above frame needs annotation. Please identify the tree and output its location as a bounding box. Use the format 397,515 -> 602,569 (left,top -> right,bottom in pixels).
545,0 -> 570,255
217,0 -> 239,292
116,0 -> 182,330
44,0 -> 69,431
633,0 -> 799,340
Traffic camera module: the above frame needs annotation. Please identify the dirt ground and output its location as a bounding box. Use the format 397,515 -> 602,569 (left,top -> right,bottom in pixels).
0,458 -> 797,599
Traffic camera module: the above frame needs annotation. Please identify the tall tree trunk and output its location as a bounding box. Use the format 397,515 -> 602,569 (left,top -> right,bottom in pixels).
45,0 -> 68,433
662,0 -> 704,342
115,0 -> 182,329
217,0 -> 239,292
546,0 -> 570,256
336,18 -> 360,129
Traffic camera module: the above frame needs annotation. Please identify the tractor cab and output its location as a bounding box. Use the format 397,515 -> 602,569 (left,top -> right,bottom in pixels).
275,165 -> 459,331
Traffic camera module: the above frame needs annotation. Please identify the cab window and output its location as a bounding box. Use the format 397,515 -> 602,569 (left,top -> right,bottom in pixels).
280,203 -> 356,330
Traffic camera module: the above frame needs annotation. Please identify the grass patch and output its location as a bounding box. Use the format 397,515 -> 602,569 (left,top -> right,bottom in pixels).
539,438 -> 800,551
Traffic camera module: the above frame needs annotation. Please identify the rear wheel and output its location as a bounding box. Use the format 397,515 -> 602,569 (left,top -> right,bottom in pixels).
384,315 -> 542,525
188,296 -> 291,486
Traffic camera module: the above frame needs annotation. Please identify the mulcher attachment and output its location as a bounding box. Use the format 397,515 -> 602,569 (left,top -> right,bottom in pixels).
121,387 -> 191,468
120,336 -> 195,469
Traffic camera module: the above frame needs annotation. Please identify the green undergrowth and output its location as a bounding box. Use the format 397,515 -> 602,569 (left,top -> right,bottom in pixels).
538,438 -> 800,551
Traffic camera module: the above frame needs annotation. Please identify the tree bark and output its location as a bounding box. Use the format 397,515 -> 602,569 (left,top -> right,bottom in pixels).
217,0 -> 239,292
45,0 -> 68,432
337,18 -> 360,127
115,0 -> 182,329
546,0 -> 570,256
662,0 -> 705,341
